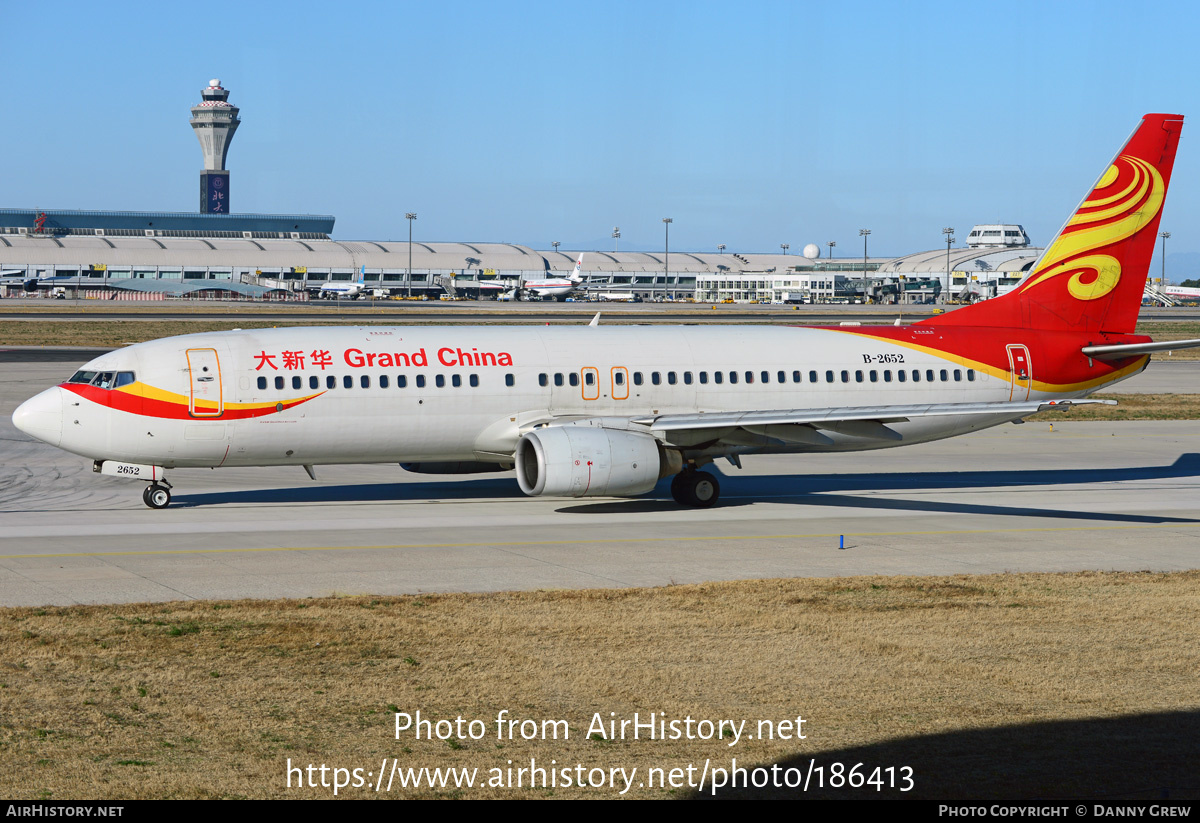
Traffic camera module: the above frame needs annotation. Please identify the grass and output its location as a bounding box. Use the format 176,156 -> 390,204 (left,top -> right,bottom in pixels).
1032,393 -> 1200,420
3,316 -> 1200,353
1,572 -> 1197,799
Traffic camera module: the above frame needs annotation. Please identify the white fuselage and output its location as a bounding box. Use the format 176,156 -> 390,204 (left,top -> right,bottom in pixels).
16,324 -> 1098,472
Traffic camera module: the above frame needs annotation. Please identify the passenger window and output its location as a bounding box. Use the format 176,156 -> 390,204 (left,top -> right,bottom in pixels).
361,375 -> 371,389
940,369 -> 948,381
926,370 -> 935,382
884,370 -> 892,382
667,372 -> 676,385
257,376 -> 267,390
452,374 -> 462,387
416,375 -> 426,388
683,372 -> 693,385
398,375 -> 407,388
309,376 -> 319,390
470,375 -> 479,387
912,370 -> 920,383
855,370 -> 864,383
967,369 -> 976,382
585,372 -> 596,386
746,371 -> 754,384
897,370 -> 906,383
810,370 -> 818,383
762,371 -> 770,383
729,371 -> 738,384
380,375 -> 389,388
343,375 -> 353,389
327,376 -> 337,389
714,371 -> 723,384
652,372 -> 661,385
292,376 -> 302,390
436,375 -> 445,388
505,374 -> 514,387
870,370 -> 878,383
633,372 -> 643,386
777,371 -> 785,383
539,373 -> 548,387
840,370 -> 849,383
555,373 -> 564,387
615,372 -> 625,385
792,370 -> 801,383
569,373 -> 579,387
954,369 -> 962,382
699,371 -> 708,384
825,370 -> 834,383
277,376 -> 286,390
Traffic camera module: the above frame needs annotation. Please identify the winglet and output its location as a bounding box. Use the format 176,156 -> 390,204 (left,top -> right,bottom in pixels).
589,312 -> 600,327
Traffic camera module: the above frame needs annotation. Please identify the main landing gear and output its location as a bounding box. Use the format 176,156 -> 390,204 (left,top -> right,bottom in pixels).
142,480 -> 173,509
670,470 -> 720,508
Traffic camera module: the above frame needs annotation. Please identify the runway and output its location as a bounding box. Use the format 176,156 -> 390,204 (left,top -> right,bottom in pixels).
2,355 -> 1199,607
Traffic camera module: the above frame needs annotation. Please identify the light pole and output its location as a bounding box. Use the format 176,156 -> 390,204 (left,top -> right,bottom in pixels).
780,243 -> 789,255
662,218 -> 672,301
552,241 -> 560,255
827,240 -> 835,260
1161,231 -> 1171,290
405,212 -> 417,297
943,227 -> 955,303
860,230 -> 871,300
717,243 -> 725,254
612,227 -> 620,252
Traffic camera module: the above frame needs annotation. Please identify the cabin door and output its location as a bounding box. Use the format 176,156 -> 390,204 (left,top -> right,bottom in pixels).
1006,344 -> 1031,401
186,348 -> 225,418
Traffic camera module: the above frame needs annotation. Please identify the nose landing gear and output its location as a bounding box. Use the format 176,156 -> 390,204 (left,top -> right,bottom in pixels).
142,480 -> 173,509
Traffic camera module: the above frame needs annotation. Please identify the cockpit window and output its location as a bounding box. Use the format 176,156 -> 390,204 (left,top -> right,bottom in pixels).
67,370 -> 135,389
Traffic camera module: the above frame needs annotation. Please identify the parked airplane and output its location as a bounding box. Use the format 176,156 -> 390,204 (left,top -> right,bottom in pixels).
518,254 -> 587,300
13,114 -> 1200,509
315,268 -> 367,299
1161,284 -> 1200,300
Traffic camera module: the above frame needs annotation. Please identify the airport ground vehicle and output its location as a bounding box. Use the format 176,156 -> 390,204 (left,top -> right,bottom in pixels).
13,114 -> 1199,509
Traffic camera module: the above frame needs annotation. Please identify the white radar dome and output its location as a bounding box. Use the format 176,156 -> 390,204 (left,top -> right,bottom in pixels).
209,79 -> 222,87
802,243 -> 821,259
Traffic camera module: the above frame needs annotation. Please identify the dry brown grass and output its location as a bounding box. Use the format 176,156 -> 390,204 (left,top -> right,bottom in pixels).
1032,393 -> 1200,420
2,572 -> 1197,799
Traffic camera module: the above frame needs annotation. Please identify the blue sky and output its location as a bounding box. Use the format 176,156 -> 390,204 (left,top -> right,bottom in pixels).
3,0 -> 1198,273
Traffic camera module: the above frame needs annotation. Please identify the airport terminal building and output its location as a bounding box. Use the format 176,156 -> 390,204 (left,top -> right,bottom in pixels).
1,208 -> 1045,303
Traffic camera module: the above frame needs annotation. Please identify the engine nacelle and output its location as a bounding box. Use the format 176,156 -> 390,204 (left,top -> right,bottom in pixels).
515,426 -> 676,498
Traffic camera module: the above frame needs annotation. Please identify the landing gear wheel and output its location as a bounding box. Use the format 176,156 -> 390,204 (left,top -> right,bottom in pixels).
143,484 -> 171,509
670,470 -> 721,508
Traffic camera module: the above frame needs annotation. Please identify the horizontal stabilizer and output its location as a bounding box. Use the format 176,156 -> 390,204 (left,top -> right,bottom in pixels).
1081,338 -> 1200,361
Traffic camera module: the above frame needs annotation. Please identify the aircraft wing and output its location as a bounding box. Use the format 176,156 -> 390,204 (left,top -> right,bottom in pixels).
626,398 -> 1111,446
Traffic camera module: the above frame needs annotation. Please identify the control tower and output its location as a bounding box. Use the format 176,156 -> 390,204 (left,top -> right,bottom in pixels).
189,79 -> 240,213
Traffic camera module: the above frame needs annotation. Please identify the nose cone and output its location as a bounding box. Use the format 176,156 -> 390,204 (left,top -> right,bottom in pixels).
12,387 -> 65,447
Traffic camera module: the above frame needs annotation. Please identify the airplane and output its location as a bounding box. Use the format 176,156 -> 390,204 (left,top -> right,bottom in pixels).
13,113 -> 1200,510
1160,284 -> 1200,300
518,253 -> 587,300
315,267 -> 368,299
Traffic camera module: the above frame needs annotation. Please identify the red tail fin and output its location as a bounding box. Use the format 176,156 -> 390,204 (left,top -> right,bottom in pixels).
927,113 -> 1183,333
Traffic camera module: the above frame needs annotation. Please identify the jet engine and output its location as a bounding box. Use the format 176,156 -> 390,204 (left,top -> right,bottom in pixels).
515,425 -> 680,498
